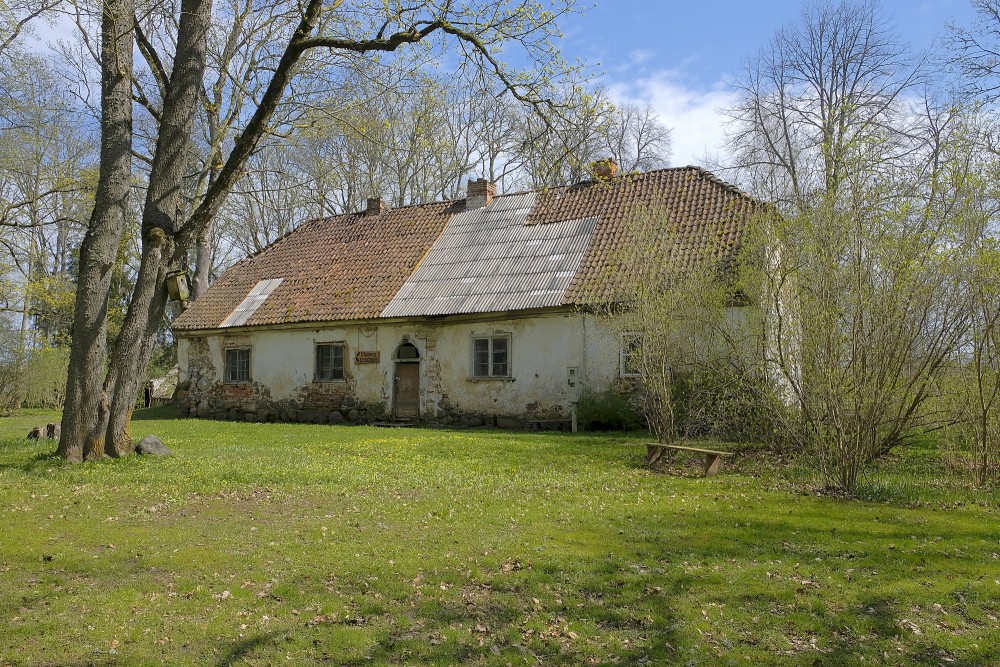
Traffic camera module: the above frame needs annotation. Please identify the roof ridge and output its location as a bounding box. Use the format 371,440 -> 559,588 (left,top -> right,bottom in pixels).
220,167 -> 757,277
675,164 -> 754,199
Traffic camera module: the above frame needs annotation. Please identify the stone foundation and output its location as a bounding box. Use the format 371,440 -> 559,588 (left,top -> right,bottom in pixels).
178,335 -> 568,429
176,377 -> 565,430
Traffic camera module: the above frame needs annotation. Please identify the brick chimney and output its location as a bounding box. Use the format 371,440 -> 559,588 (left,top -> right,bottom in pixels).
365,197 -> 388,216
592,158 -> 620,180
466,178 -> 496,209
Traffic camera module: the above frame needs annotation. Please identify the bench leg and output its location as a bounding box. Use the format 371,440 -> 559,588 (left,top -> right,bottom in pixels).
646,444 -> 663,465
703,453 -> 721,477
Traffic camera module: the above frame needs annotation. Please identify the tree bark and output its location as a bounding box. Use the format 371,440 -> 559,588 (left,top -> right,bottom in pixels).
102,0 -> 213,457
57,0 -> 133,463
190,224 -> 213,300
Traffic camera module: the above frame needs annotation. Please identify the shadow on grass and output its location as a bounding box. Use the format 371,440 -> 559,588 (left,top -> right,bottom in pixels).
214,631 -> 284,667
813,595 -> 999,667
0,449 -> 63,475
132,405 -> 185,421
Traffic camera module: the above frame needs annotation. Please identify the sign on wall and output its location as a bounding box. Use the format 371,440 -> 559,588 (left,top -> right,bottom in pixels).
355,351 -> 380,364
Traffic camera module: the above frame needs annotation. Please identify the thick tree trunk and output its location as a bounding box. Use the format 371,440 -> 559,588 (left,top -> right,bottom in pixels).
103,235 -> 173,456
103,0 -> 213,456
57,0 -> 133,462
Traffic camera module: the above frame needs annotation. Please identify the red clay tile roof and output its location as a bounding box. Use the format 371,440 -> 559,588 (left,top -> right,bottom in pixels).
525,167 -> 762,305
172,200 -> 461,330
173,167 -> 762,331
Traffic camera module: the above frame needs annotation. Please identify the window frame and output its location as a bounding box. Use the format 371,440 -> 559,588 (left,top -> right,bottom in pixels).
619,332 -> 643,378
314,342 -> 346,382
224,347 -> 252,384
471,334 -> 512,379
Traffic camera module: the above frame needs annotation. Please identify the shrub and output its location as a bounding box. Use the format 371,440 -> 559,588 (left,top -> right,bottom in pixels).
576,386 -> 645,431
671,363 -> 788,445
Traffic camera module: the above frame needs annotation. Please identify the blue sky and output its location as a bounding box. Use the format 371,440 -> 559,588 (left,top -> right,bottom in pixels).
558,0 -> 980,165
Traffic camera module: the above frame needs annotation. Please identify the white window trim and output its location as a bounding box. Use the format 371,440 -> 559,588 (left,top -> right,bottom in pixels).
620,332 -> 643,378
470,333 -> 513,380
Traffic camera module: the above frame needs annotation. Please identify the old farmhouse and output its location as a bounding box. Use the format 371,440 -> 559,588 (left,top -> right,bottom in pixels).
172,163 -> 760,428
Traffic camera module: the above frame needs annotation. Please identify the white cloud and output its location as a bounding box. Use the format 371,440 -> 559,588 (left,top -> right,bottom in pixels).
628,49 -> 655,65
606,69 -> 737,168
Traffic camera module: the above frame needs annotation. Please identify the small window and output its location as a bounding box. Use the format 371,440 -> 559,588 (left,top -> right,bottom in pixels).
225,348 -> 251,383
472,335 -> 511,378
315,343 -> 345,381
620,333 -> 642,378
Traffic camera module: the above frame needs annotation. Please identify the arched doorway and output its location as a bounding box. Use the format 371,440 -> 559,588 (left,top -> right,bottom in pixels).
393,341 -> 420,419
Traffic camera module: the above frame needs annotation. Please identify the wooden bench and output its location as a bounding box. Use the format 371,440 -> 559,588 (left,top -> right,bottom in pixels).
645,443 -> 731,477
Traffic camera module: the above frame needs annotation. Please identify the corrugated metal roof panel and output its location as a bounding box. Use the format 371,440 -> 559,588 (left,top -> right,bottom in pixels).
220,278 -> 284,327
381,192 -> 598,317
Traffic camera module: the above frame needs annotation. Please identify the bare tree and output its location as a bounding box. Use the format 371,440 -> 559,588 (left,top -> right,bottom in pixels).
602,101 -> 671,173
948,0 -> 1000,105
724,0 -> 924,211
722,0 -> 987,491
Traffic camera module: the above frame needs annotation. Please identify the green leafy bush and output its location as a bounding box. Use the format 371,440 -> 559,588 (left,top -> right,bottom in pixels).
671,363 -> 787,444
576,386 -> 645,431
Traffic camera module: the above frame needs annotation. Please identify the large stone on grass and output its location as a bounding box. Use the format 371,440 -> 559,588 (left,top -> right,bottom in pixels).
135,435 -> 171,456
298,409 -> 316,423
328,410 -> 344,424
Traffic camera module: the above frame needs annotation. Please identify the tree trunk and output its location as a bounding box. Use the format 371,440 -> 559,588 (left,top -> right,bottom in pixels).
102,0 -> 213,457
57,0 -> 133,462
191,223 -> 213,300
103,234 -> 173,456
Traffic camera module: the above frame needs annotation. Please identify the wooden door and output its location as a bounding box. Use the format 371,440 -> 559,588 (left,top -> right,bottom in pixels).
393,362 -> 420,419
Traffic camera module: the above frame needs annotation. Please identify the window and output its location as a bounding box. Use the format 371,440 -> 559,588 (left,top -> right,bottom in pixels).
315,343 -> 345,381
472,335 -> 510,378
225,348 -> 251,383
620,332 -> 642,378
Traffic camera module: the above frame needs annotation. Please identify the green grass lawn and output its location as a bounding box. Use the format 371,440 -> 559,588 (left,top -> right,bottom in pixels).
1,408 -> 998,666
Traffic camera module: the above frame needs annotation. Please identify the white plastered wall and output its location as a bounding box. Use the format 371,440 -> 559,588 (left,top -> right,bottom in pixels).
178,310 -> 628,418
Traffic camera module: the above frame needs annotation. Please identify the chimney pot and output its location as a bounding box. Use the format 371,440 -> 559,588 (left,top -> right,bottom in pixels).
466,178 -> 497,209
365,197 -> 388,216
592,158 -> 620,180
